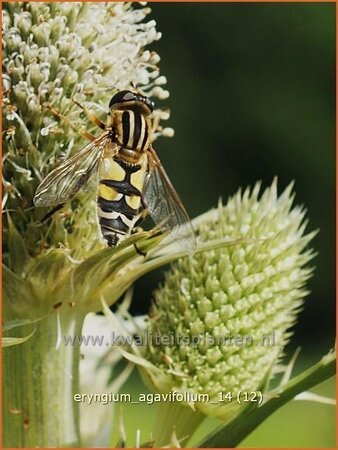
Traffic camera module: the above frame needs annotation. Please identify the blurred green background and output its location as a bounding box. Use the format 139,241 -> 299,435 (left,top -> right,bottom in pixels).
131,2 -> 335,358
120,3 -> 335,448
112,374 -> 335,447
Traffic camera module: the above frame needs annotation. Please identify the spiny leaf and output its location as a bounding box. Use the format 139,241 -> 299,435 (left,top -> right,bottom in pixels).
65,231 -> 164,312
2,329 -> 36,347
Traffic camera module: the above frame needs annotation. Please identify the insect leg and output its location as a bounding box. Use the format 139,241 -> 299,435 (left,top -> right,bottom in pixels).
135,206 -> 148,226
133,208 -> 148,256
40,203 -> 65,223
134,243 -> 146,257
45,104 -> 96,142
134,243 -> 147,257
140,193 -> 148,211
72,99 -> 106,130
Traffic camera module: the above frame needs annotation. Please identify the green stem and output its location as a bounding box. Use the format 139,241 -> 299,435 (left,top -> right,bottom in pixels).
152,401 -> 205,447
198,349 -> 336,448
3,311 -> 85,447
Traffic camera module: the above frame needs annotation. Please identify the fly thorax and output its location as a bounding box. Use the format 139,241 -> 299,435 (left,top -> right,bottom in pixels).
114,110 -> 150,152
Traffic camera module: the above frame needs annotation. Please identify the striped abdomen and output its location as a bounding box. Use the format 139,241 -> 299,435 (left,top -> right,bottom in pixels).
97,153 -> 148,247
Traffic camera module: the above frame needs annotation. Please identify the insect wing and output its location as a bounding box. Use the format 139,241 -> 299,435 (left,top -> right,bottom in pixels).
144,146 -> 196,254
34,132 -> 111,207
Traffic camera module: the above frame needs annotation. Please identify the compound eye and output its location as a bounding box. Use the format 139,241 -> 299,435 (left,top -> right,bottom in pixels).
123,92 -> 136,101
109,90 -> 136,108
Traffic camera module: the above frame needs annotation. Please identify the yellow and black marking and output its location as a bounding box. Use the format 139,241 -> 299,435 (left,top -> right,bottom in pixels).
113,109 -> 149,154
34,90 -> 197,253
97,92 -> 152,247
97,153 -> 148,247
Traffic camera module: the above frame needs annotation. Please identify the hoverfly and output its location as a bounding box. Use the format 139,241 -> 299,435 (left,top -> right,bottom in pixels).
34,90 -> 196,253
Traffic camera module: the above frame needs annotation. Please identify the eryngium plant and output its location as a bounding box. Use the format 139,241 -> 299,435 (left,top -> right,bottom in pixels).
3,3 -> 333,449
133,181 -> 317,446
2,3 -> 172,447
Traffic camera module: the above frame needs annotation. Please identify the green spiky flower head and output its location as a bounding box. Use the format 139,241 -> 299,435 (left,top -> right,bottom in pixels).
140,180 -> 316,421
